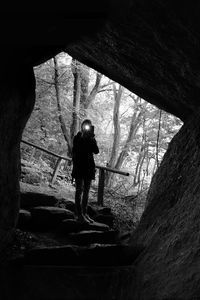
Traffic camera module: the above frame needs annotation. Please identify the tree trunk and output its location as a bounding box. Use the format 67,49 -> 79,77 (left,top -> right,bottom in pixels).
80,64 -> 89,113
155,109 -> 162,168
53,56 -> 72,155
71,59 -> 81,142
134,145 -> 146,186
134,125 -> 148,187
0,63 -> 35,250
80,69 -> 102,120
134,147 -> 143,185
115,98 -> 143,170
145,146 -> 150,176
105,84 -> 123,186
136,148 -> 146,188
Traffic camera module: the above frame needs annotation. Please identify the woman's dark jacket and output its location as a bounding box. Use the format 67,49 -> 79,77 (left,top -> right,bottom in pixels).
71,132 -> 99,180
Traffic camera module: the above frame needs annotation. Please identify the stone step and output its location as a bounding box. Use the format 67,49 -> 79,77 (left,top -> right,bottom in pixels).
93,214 -> 115,227
17,208 -> 113,234
3,263 -> 135,300
20,192 -> 58,209
68,229 -> 118,245
58,199 -> 76,213
58,199 -> 98,217
92,206 -> 112,215
59,219 -> 110,234
30,206 -> 74,230
17,209 -> 32,230
12,243 -> 143,266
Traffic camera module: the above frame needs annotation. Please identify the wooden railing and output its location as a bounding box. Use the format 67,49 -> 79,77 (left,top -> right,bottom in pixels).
21,139 -> 129,206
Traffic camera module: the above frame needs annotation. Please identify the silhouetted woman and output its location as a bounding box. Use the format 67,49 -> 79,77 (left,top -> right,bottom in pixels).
72,119 -> 99,223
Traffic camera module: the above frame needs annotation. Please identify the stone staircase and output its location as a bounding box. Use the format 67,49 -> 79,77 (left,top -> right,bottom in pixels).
3,189 -> 144,300
15,190 -> 141,267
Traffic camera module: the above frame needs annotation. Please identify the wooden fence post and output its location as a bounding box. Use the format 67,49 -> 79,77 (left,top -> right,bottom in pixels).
97,168 -> 105,206
51,157 -> 62,185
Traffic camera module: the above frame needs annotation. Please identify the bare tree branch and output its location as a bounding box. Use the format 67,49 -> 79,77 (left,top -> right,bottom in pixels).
97,88 -> 113,93
35,77 -> 55,86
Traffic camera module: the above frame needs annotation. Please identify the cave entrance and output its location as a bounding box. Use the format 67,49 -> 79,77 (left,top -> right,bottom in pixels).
19,52 -> 182,240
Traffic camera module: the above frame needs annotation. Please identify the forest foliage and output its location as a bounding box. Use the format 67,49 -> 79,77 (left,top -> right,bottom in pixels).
22,52 -> 182,197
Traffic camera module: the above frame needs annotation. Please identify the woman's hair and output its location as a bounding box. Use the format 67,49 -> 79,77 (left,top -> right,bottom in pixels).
81,119 -> 92,130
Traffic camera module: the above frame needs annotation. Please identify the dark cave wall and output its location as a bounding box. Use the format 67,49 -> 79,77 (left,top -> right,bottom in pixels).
64,0 -> 200,121
0,62 -> 35,249
130,109 -> 200,299
7,1 -> 200,122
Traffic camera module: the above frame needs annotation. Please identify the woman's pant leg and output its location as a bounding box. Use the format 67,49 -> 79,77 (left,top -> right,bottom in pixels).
82,178 -> 91,215
75,178 -> 84,216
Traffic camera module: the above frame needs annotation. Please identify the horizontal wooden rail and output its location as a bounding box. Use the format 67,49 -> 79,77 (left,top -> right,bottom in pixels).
21,139 -> 130,206
21,139 -> 129,176
21,139 -> 72,161
95,164 -> 129,176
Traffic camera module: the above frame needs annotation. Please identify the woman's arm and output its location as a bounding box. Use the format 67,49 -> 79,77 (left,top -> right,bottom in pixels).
72,135 -> 79,157
90,137 -> 99,154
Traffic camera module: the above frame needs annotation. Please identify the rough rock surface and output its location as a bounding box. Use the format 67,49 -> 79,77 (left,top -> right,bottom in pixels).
64,1 -> 200,121
96,207 -> 112,215
17,209 -> 32,230
30,206 -> 74,230
20,192 -> 58,209
130,109 -> 200,299
69,230 -> 117,245
59,199 -> 76,213
1,1 -> 200,121
58,197 -> 98,217
22,244 -> 142,266
1,263 -> 135,300
93,214 -> 114,227
60,219 -> 110,234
